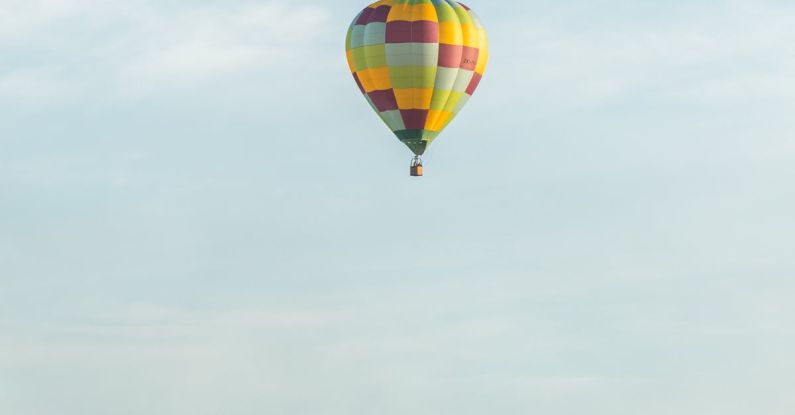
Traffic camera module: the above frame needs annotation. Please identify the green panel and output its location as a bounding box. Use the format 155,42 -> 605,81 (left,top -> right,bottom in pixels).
379,110 -> 406,131
351,45 -> 387,70
395,129 -> 423,141
350,25 -> 366,49
393,129 -> 439,155
430,89 -> 453,111
363,44 -> 386,57
363,22 -> 386,46
391,1 -> 434,8
421,130 -> 441,143
395,129 -> 426,155
433,67 -> 458,89
351,48 -> 367,71
414,43 -> 439,68
388,66 -> 437,89
385,43 -> 439,68
429,66 -> 458,114
385,44 -> 416,67
452,93 -> 470,113
363,44 -> 387,68
347,10 -> 364,47
450,2 -> 474,26
435,1 -> 459,22
451,69 -> 474,92
441,91 -> 465,113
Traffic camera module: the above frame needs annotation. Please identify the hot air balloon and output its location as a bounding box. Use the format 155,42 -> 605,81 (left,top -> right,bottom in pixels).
345,0 -> 489,176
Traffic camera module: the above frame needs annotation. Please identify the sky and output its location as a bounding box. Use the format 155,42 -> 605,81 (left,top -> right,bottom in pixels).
1,0 -> 795,413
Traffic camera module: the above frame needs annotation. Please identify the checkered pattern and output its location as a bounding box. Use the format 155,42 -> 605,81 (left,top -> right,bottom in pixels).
346,0 -> 489,156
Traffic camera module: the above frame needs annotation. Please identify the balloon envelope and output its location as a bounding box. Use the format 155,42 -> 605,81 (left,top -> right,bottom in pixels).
345,0 -> 488,155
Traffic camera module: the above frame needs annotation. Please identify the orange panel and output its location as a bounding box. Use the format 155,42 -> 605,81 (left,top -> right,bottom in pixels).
393,88 -> 434,110
346,50 -> 355,73
358,67 -> 391,92
387,4 -> 411,22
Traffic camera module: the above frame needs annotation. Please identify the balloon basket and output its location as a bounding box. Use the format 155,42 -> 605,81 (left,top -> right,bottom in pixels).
410,156 -> 423,177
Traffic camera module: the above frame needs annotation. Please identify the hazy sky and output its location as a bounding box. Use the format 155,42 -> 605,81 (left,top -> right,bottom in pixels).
2,0 -> 795,413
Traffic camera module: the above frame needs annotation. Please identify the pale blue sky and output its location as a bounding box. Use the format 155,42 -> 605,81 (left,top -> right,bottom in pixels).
2,0 -> 795,413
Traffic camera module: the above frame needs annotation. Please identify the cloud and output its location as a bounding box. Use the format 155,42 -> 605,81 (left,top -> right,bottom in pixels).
113,3 -> 331,96
3,269 -> 794,415
2,2 -> 795,414
489,0 -> 795,110
0,1 -> 331,102
0,68 -> 78,102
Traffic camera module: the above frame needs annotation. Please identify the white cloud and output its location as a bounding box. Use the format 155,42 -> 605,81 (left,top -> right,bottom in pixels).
0,0 -> 93,44
0,68 -> 78,102
112,3 -> 331,95
0,1 -> 331,101
491,1 -> 795,109
2,273 -> 794,415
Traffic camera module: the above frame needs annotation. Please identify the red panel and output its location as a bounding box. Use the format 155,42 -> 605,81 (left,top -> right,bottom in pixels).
370,5 -> 391,23
386,21 -> 440,43
400,109 -> 430,130
438,44 -> 463,68
355,8 -> 374,25
412,21 -> 439,43
465,72 -> 483,95
460,47 -> 479,71
385,21 -> 412,43
368,89 -> 399,112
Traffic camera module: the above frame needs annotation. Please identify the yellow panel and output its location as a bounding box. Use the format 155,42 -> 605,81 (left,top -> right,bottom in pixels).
425,110 -> 443,131
474,24 -> 489,74
461,24 -> 477,47
411,4 -> 438,22
439,22 -> 463,45
438,111 -> 457,131
475,45 -> 488,74
426,110 -> 453,131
